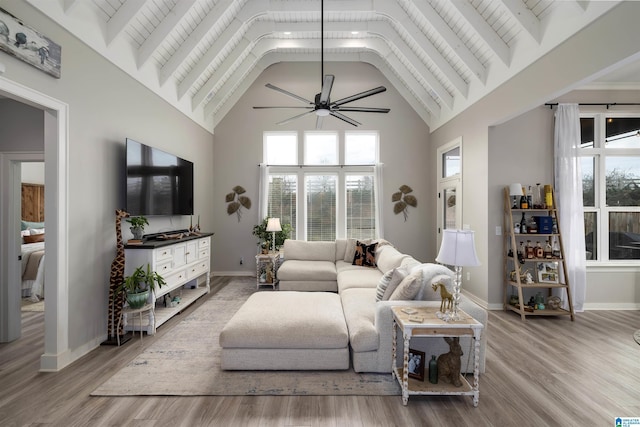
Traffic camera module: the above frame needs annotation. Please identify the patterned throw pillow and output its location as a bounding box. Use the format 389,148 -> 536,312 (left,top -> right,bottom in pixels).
375,269 -> 394,301
352,241 -> 378,267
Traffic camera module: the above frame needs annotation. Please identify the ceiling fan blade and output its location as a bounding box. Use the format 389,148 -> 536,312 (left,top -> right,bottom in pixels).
331,86 -> 387,107
319,75 -> 334,105
265,83 -> 313,105
276,110 -> 315,126
330,111 -> 361,127
336,107 -> 390,113
253,106 -> 314,109
316,115 -> 324,129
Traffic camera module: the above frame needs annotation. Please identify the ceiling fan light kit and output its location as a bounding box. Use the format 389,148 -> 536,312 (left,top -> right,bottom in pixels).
254,0 -> 390,129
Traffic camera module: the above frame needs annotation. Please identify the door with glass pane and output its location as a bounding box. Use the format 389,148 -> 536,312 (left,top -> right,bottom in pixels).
437,139 -> 462,250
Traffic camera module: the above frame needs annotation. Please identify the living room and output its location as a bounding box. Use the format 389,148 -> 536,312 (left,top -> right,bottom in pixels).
0,1 -> 639,425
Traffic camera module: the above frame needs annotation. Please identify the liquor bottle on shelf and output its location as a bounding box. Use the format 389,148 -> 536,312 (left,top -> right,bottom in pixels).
535,242 -> 544,259
528,216 -> 538,234
520,190 -> 528,209
520,212 -> 527,234
552,237 -> 561,258
544,240 -> 553,259
518,242 -> 525,264
534,183 -> 543,208
544,184 -> 553,209
527,186 -> 533,210
526,240 -> 535,259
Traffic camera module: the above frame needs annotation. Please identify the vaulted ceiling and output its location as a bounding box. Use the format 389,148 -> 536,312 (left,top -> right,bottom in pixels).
27,0 -> 624,132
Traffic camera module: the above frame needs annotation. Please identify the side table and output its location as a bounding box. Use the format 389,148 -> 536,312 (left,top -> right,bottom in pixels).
391,306 -> 483,406
255,252 -> 280,289
118,303 -> 154,346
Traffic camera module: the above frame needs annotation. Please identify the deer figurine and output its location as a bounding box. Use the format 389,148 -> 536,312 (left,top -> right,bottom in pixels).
432,282 -> 453,312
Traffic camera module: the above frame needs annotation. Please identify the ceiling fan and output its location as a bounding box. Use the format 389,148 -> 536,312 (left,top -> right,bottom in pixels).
253,0 -> 390,129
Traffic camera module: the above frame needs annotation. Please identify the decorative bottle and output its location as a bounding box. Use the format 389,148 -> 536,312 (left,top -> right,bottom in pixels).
545,240 -> 553,259
552,237 -> 561,258
535,241 -> 544,259
534,183 -> 543,208
527,186 -> 533,210
526,240 -> 535,259
520,190 -> 528,209
544,185 -> 553,209
518,242 -> 525,264
429,355 -> 438,384
528,216 -> 538,234
520,213 -> 527,234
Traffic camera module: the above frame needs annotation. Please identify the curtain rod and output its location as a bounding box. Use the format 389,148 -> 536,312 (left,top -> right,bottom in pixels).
545,102 -> 640,109
257,164 -> 376,168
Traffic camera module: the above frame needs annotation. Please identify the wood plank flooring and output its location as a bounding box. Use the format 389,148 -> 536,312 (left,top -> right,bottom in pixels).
1,277 -> 639,426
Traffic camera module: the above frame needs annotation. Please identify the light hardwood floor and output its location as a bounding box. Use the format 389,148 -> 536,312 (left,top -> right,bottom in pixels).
1,277 -> 639,427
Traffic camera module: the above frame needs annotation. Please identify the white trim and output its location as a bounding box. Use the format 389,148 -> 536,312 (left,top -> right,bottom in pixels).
0,76 -> 70,372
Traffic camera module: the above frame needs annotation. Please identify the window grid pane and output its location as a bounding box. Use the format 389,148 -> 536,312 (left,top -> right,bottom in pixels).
345,132 -> 377,165
443,147 -> 460,178
346,175 -> 375,240
581,156 -> 595,207
608,212 -> 640,260
584,211 -> 597,261
268,175 -> 297,239
605,157 -> 640,207
306,175 -> 336,241
305,133 -> 338,165
265,133 -> 297,165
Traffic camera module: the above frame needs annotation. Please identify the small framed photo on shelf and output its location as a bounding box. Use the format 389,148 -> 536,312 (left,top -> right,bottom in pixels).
408,348 -> 426,381
536,261 -> 559,283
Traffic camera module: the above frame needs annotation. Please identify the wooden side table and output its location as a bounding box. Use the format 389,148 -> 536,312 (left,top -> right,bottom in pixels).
391,306 -> 483,406
118,303 -> 154,346
255,252 -> 280,289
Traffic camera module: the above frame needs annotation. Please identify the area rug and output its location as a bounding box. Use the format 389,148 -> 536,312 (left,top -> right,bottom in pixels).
91,278 -> 401,396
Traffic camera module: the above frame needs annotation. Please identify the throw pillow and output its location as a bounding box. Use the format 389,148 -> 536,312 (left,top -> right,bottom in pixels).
352,241 -> 378,267
375,269 -> 394,301
343,238 -> 358,262
389,269 -> 423,300
381,266 -> 409,300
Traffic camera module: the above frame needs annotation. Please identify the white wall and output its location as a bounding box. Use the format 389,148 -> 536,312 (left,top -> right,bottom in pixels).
0,2 -> 214,361
21,162 -> 44,184
212,61 -> 433,274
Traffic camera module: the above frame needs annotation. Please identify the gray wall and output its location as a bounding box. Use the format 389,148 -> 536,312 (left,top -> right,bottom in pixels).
212,61 -> 433,273
0,98 -> 44,151
0,2 -> 214,357
429,2 -> 640,309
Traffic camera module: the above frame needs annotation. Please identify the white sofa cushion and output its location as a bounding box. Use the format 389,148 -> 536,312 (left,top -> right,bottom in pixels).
335,239 -> 348,261
283,239 -> 335,261
340,288 -> 378,352
336,267 -> 383,293
277,259 -> 337,281
407,263 -> 455,301
375,269 -> 394,301
381,266 -> 409,300
220,292 -> 348,349
376,245 -> 410,273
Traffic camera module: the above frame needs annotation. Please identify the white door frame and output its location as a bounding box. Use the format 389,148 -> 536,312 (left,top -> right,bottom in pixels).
0,76 -> 70,371
436,137 -> 463,250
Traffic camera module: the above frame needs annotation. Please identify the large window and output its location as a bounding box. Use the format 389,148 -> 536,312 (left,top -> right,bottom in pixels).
264,131 -> 379,241
581,115 -> 640,262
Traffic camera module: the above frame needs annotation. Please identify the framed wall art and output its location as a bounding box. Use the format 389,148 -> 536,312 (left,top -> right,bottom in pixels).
0,7 -> 61,78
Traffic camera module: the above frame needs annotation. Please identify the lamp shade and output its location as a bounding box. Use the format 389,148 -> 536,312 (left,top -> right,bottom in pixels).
436,229 -> 480,267
509,183 -> 523,196
266,217 -> 282,232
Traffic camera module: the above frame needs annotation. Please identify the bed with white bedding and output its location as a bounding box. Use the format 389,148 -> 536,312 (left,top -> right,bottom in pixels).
21,240 -> 45,301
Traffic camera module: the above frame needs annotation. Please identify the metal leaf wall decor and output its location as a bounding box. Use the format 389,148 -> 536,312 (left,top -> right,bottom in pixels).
226,185 -> 251,222
392,184 -> 417,222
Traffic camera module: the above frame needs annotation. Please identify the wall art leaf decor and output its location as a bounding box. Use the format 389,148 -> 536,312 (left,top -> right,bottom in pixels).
226,185 -> 251,222
392,184 -> 417,222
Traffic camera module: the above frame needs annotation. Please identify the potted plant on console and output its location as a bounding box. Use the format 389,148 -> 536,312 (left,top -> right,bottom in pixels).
121,264 -> 166,309
126,215 -> 148,240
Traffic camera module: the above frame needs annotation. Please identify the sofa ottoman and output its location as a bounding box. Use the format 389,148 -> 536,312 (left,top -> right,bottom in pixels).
219,291 -> 350,370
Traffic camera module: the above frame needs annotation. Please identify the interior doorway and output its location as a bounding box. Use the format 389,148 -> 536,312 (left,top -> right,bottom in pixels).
436,137 -> 463,251
0,77 -> 69,371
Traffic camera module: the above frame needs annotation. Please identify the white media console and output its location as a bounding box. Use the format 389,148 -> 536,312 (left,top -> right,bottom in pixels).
123,233 -> 212,335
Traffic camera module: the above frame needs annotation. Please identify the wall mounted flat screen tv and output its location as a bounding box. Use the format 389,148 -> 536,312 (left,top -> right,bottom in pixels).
126,138 -> 194,216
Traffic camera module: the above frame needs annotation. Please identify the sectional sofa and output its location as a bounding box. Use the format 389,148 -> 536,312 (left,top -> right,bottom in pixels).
220,239 -> 488,374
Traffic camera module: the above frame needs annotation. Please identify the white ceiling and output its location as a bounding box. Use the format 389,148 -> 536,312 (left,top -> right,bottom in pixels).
25,0 -> 633,132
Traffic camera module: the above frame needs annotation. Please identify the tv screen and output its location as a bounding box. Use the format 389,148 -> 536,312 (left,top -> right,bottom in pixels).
126,138 -> 194,216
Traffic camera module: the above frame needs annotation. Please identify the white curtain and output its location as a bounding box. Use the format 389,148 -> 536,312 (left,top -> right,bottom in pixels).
258,163 -> 269,221
374,163 -> 384,239
554,104 -> 587,312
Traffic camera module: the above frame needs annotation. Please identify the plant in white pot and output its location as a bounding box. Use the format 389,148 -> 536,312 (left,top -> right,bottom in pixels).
121,264 -> 166,309
126,215 -> 148,240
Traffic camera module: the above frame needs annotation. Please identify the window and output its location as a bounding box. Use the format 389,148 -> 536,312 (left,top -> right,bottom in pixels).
264,131 -> 380,240
581,115 -> 640,262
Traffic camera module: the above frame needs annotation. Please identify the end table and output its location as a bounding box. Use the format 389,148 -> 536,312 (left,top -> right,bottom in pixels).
255,252 -> 281,289
391,306 -> 483,406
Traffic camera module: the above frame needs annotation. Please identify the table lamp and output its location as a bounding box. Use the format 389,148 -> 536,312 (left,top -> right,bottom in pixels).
435,229 -> 480,321
266,218 -> 282,253
509,183 -> 522,209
